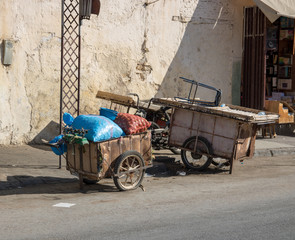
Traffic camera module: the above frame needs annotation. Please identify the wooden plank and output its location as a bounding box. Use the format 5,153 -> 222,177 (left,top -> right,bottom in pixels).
140,132 -> 152,165
82,144 -> 91,173
265,100 -> 294,123
66,144 -> 75,169
99,141 -> 111,177
96,90 -> 135,107
74,144 -> 80,170
152,98 -> 278,123
90,143 -> 98,174
235,123 -> 253,160
212,136 -> 235,159
214,118 -> 238,139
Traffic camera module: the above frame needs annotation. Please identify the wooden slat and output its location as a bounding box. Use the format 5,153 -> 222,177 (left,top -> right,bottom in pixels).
82,144 -> 91,172
74,144 -> 80,170
90,143 -> 98,174
152,98 -> 278,123
96,90 -> 135,107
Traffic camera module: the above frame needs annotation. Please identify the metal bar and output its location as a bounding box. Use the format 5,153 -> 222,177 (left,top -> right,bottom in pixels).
188,80 -> 193,100
59,0 -> 65,169
192,83 -> 198,104
180,77 -> 221,92
78,18 -> 81,116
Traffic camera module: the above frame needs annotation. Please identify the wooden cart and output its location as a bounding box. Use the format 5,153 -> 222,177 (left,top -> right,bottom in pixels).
66,131 -> 152,191
152,98 -> 279,174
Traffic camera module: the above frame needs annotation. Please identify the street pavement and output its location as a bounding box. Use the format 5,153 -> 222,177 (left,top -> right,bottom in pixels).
0,132 -> 294,191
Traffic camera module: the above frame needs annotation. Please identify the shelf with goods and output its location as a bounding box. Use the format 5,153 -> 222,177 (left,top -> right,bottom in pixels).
266,22 -> 279,97
262,18 -> 295,126
277,17 -> 295,94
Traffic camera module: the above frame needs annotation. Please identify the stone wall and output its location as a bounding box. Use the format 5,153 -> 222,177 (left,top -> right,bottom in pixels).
0,0 -> 254,144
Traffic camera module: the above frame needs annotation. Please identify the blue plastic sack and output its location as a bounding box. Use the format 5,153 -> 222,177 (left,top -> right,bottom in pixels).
63,112 -> 74,126
100,107 -> 118,121
72,115 -> 124,142
49,135 -> 67,155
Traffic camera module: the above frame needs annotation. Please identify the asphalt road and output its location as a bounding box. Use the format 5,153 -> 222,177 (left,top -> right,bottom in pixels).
0,154 -> 295,240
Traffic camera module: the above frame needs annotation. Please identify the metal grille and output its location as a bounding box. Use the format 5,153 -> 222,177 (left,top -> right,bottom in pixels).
60,0 -> 81,132
241,7 -> 266,110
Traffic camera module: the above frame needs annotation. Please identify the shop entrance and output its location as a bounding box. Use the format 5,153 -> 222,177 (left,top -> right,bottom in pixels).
241,6 -> 266,110
242,6 -> 295,112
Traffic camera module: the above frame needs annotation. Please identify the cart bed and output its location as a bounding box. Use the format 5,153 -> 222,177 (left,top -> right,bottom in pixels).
66,131 -> 152,181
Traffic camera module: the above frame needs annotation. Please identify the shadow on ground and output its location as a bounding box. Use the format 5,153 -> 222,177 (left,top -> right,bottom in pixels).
0,175 -> 118,196
147,155 -> 230,178
0,153 -> 230,196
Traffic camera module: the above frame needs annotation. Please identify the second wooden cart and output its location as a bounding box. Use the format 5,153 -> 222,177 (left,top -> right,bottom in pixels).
152,98 -> 279,173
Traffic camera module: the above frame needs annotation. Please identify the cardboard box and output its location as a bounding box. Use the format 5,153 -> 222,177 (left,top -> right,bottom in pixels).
278,79 -> 292,90
271,92 -> 284,100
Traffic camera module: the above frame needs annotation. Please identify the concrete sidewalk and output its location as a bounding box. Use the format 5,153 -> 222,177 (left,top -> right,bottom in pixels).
255,133 -> 295,157
0,133 -> 294,191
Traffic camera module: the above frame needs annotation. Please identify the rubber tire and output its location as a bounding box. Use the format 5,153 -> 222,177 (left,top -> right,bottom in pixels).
181,136 -> 213,171
113,151 -> 145,191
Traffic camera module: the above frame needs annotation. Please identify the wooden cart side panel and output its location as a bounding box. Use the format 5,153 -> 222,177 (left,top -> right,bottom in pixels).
99,141 -> 114,178
90,143 -> 98,174
198,114 -> 215,134
66,132 -> 152,179
169,108 -> 241,159
98,132 -> 152,178
234,123 -> 257,160
140,132 -> 152,165
172,108 -> 194,128
211,117 -> 239,159
74,144 -> 80,170
130,134 -> 141,155
66,144 -> 75,170
169,109 -> 196,146
82,144 -> 91,173
120,136 -> 131,156
248,124 -> 257,158
212,137 -> 236,159
214,118 -> 239,139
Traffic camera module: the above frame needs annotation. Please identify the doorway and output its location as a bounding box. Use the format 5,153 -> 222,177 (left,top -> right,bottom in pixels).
241,6 -> 266,110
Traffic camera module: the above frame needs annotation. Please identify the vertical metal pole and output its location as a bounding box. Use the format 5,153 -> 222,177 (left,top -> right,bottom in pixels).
78,17 -> 82,116
59,0 -> 65,169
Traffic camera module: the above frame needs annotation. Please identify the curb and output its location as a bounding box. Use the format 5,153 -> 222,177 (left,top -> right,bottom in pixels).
254,147 -> 295,157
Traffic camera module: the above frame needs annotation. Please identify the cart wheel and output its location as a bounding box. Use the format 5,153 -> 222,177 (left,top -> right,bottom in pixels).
113,151 -> 145,191
181,136 -> 213,171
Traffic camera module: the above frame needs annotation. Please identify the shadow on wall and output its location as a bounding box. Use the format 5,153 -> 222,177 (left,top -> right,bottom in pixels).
30,120 -> 60,145
0,41 -> 3,64
154,1 -> 235,104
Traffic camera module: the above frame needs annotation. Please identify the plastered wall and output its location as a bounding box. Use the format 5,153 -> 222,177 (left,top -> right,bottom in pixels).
0,0 -> 254,144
